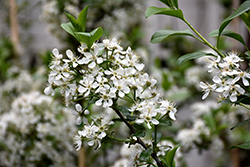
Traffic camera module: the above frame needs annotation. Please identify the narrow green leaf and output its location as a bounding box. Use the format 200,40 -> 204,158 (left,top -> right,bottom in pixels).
64,12 -> 79,30
219,0 -> 250,35
240,11 -> 250,33
245,51 -> 250,56
150,29 -> 195,43
139,148 -> 153,162
230,141 -> 250,150
126,115 -> 137,121
152,132 -> 162,144
133,131 -> 146,138
166,146 -> 180,167
236,95 -> 250,105
116,105 -> 130,116
61,23 -> 80,42
231,118 -> 250,130
89,27 -> 103,45
78,27 -> 103,48
171,0 -> 178,9
77,5 -> 89,32
159,0 -> 173,8
177,51 -> 207,65
159,119 -> 172,126
145,6 -> 184,20
209,29 -> 247,48
203,114 -> 216,132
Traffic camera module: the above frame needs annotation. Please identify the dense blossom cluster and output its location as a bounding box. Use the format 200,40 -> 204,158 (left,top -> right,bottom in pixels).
200,52 -> 250,102
45,38 -> 177,151
0,91 -> 77,167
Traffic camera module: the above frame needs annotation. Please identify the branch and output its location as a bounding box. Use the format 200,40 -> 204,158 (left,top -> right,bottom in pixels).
112,107 -> 164,167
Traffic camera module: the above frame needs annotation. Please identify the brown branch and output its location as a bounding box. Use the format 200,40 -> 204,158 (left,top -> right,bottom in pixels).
112,107 -> 164,167
9,0 -> 20,55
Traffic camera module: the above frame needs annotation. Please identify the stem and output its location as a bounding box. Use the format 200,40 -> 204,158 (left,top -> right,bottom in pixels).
107,135 -> 130,142
112,107 -> 164,167
239,102 -> 250,110
183,18 -> 225,58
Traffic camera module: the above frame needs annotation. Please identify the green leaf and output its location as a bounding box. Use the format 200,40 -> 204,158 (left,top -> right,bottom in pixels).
245,51 -> 250,56
171,0 -> 179,9
230,141 -> 250,150
203,114 -> 216,132
64,12 -> 79,30
208,29 -> 247,49
159,0 -> 178,9
145,6 -> 184,20
61,22 -> 80,42
159,0 -> 173,8
116,105 -> 130,116
219,0 -> 250,35
235,95 -> 250,105
177,51 -> 208,65
166,146 -> 180,167
152,132 -> 162,144
231,118 -> 250,130
78,27 -> 103,48
151,29 -> 195,43
133,131 -> 146,138
240,11 -> 250,33
159,119 -> 172,126
77,5 -> 89,32
139,148 -> 153,162
126,115 -> 137,121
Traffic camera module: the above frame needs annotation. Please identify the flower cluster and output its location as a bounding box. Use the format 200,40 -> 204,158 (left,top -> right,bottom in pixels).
45,38 -> 177,150
200,51 -> 250,102
0,91 -> 77,167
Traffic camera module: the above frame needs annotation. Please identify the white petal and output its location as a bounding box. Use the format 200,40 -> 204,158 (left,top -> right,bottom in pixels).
76,117 -> 82,125
52,48 -> 59,56
202,91 -> 209,100
135,63 -> 145,71
230,94 -> 237,102
88,61 -> 96,69
242,78 -> 249,86
169,111 -> 176,120
75,104 -> 82,111
212,76 -> 221,83
118,91 -> 125,98
135,119 -> 144,124
97,58 -> 103,64
95,99 -> 103,106
151,119 -> 159,125
44,86 -> 52,95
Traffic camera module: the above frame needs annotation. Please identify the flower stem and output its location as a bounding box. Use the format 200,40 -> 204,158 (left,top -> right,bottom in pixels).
107,135 -> 130,142
112,107 -> 165,167
239,102 -> 250,110
183,18 -> 225,58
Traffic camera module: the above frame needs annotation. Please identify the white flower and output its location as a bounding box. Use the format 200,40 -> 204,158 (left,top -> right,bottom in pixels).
233,71 -> 250,86
63,49 -> 83,68
112,78 -> 130,97
223,84 -> 245,102
200,81 -> 216,99
95,88 -> 116,108
78,75 -> 98,97
157,100 -> 177,120
135,101 -> 159,129
73,104 -> 88,125
81,45 -> 103,68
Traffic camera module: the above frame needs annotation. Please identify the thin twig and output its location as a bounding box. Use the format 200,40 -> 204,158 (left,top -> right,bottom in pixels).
112,107 -> 164,167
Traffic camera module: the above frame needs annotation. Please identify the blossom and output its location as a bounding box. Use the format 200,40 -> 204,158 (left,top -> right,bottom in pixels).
200,81 -> 216,99
135,101 -> 159,129
63,49 -> 84,68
